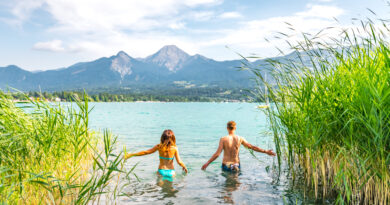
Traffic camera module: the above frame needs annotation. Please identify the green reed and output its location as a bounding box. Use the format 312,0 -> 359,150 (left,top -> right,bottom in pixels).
0,92 -> 130,204
246,18 -> 390,204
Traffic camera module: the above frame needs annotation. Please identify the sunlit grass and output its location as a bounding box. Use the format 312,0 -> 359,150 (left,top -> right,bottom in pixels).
247,17 -> 390,204
0,92 -> 132,204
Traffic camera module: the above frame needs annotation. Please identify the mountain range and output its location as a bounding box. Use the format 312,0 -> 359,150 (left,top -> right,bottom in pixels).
0,45 -> 303,91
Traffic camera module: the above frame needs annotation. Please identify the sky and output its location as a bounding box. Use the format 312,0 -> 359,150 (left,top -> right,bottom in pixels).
0,0 -> 389,71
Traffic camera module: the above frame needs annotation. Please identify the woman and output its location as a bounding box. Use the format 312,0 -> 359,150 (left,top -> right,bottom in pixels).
124,129 -> 188,180
202,121 -> 275,172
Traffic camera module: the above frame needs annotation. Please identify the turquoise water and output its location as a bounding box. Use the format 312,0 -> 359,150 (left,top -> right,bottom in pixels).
89,102 -> 305,204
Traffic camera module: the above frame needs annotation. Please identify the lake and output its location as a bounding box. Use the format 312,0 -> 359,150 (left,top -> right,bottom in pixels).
88,102 -> 307,204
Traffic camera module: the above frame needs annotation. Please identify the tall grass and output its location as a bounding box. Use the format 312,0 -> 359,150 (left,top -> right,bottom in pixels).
247,18 -> 390,204
0,92 -> 131,204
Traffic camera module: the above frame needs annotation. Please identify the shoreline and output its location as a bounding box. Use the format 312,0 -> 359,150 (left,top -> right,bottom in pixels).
12,99 -> 256,103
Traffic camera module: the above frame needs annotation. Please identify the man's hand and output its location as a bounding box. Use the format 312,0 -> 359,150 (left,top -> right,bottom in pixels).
266,150 -> 276,156
201,163 -> 209,170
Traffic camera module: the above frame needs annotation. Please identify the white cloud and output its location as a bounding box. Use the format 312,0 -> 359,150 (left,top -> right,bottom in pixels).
8,0 -> 348,62
60,31 -> 200,59
7,0 -> 222,57
184,0 -> 223,7
33,40 -> 65,52
296,4 -> 344,19
218,12 -> 242,19
9,0 -> 222,31
169,22 -> 186,30
10,0 -> 45,24
191,11 -> 215,21
201,4 -> 346,58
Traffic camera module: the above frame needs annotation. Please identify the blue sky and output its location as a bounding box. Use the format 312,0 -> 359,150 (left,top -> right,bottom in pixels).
0,0 -> 389,71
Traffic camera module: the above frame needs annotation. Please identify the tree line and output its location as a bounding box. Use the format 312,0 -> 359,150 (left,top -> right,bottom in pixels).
1,87 -> 259,102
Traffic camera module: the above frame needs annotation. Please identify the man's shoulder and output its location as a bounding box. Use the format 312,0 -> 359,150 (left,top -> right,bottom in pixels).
238,136 -> 248,144
220,136 -> 229,142
220,135 -> 242,141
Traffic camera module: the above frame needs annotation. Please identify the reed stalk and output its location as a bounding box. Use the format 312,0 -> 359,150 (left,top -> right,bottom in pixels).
247,17 -> 390,204
0,92 -> 130,204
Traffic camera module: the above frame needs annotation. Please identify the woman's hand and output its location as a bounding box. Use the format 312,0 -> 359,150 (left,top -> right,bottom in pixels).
266,150 -> 276,156
182,166 -> 188,173
124,153 -> 133,160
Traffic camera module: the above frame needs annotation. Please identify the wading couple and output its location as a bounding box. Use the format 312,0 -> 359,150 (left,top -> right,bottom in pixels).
124,121 -> 276,181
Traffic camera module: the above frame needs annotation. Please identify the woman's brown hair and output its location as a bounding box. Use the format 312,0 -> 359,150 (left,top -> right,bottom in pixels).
227,121 -> 236,130
159,129 -> 176,150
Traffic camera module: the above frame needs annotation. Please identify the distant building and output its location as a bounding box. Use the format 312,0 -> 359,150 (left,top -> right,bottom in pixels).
55,97 -> 61,102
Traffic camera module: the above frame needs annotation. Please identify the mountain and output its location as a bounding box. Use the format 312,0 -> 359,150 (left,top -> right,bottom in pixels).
0,45 -> 267,91
144,45 -> 190,72
0,65 -> 32,89
111,51 -> 133,79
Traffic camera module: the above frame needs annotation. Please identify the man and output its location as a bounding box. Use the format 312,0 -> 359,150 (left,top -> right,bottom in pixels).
201,121 -> 276,172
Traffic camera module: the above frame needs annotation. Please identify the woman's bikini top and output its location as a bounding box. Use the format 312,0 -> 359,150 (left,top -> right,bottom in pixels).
159,156 -> 174,160
158,145 -> 175,160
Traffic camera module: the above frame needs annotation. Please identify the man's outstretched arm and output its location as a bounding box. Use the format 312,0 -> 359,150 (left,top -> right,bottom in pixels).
241,138 -> 276,156
202,139 -> 223,170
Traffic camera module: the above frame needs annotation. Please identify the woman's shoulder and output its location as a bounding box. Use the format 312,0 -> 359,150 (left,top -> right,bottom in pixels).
156,144 -> 177,150
168,145 -> 178,152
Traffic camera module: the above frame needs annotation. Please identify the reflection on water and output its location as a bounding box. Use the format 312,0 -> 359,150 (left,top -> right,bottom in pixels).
220,171 -> 241,204
157,176 -> 179,199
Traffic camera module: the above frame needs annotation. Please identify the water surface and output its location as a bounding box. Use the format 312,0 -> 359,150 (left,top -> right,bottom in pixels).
89,102 -> 305,204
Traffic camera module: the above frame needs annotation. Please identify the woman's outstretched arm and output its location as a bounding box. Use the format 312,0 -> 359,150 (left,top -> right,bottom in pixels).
241,137 -> 276,156
174,148 -> 188,173
201,138 -> 223,170
124,145 -> 158,160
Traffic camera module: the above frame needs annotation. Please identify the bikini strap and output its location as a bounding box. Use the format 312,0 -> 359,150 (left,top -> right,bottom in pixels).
159,156 -> 174,160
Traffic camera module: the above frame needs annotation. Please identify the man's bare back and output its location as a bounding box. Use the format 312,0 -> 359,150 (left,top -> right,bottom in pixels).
221,135 -> 241,164
201,121 -> 276,171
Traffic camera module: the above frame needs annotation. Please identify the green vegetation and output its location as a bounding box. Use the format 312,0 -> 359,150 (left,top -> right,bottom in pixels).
0,93 -> 133,204
249,19 -> 390,204
4,87 -> 253,102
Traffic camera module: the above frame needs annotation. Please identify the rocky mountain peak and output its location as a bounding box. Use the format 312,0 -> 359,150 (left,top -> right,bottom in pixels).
116,51 -> 129,58
110,51 -> 133,80
145,45 -> 190,72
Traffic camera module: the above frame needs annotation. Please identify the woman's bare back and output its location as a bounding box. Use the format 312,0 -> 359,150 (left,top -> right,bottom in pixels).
157,145 -> 176,170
